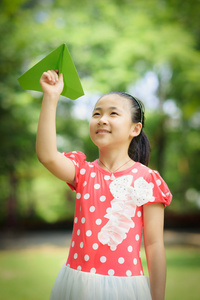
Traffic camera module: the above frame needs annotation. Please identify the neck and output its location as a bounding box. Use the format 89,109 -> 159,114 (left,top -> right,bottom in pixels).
98,149 -> 133,173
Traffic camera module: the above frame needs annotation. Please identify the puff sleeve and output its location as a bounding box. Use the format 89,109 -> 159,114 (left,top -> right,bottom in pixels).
63,151 -> 87,191
144,169 -> 172,207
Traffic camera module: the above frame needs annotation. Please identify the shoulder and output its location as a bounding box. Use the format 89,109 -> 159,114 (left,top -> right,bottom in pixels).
64,151 -> 93,168
64,151 -> 86,162
136,163 -> 167,186
132,163 -> 172,207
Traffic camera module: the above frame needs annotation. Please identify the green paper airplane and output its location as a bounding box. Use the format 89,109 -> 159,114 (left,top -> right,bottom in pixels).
18,44 -> 84,100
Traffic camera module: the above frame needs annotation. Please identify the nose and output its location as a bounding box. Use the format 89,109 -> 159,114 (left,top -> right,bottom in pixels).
98,115 -> 108,125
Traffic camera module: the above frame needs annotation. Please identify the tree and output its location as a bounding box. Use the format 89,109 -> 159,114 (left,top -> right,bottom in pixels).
1,0 -> 200,227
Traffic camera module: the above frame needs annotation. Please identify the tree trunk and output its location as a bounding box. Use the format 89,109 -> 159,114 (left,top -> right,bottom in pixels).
6,172 -> 18,227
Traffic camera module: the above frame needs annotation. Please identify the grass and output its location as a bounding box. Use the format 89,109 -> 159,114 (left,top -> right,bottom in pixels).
0,245 -> 199,300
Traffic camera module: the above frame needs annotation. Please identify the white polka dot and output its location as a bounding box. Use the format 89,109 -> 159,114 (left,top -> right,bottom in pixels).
81,217 -> 85,224
90,268 -> 96,273
72,241 -> 75,247
106,207 -> 111,214
96,219 -> 102,225
92,243 -> 98,250
67,264 -> 70,267
104,175 -> 110,180
70,154 -> 75,158
74,253 -> 78,259
133,258 -> 137,265
140,270 -> 143,275
156,179 -> 161,186
86,230 -> 92,237
150,182 -> 154,188
89,164 -> 94,168
77,229 -> 80,236
149,169 -> 153,173
84,255 -> 89,261
94,184 -> 100,189
76,193 -> 81,199
80,242 -> 84,248
123,233 -> 127,239
77,266 -> 81,270
89,206 -> 95,212
128,246 -> 133,252
100,256 -> 107,263
135,234 -> 139,241
126,270 -> 132,277
130,222 -> 135,228
83,181 -> 87,186
74,217 -> 78,223
118,257 -> 125,264
132,168 -> 138,173
110,245 -> 117,251
91,172 -> 96,178
84,193 -> 90,199
80,168 -> 86,175
100,196 -> 106,202
108,269 -> 115,276
137,211 -> 142,217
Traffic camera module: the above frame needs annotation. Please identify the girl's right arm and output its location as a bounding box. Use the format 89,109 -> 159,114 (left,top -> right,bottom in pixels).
36,70 -> 75,186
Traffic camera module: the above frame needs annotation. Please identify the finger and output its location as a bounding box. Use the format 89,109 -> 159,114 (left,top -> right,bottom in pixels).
47,70 -> 58,83
57,73 -> 64,85
42,71 -> 52,82
54,70 -> 59,81
58,73 -> 63,80
51,70 -> 59,82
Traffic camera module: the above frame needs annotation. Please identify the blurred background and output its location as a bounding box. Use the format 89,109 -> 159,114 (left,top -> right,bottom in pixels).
0,0 -> 200,299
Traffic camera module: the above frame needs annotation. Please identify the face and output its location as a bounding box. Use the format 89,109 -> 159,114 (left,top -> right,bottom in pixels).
89,94 -> 139,151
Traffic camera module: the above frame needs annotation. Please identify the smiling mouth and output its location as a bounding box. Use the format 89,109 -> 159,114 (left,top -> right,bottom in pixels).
96,129 -> 111,134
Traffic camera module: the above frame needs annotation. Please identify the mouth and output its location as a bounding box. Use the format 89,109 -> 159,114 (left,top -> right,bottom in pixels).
96,129 -> 111,134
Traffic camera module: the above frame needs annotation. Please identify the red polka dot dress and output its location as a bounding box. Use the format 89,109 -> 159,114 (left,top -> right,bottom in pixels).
49,151 -> 172,300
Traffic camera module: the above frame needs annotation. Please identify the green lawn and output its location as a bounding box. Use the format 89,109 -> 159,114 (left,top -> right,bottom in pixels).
0,246 -> 199,300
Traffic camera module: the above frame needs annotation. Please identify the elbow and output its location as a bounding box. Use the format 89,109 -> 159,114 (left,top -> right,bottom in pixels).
36,143 -> 58,168
36,153 -> 47,165
36,144 -> 54,166
36,152 -> 53,166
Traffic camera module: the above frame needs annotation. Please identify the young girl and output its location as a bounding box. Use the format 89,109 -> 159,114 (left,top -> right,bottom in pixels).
37,70 -> 172,300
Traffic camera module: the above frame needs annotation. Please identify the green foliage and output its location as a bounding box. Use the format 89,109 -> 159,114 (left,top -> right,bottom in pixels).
0,0 -> 200,226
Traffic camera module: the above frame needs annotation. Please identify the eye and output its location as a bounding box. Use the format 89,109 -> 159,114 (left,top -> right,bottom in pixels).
92,112 -> 100,117
111,111 -> 118,116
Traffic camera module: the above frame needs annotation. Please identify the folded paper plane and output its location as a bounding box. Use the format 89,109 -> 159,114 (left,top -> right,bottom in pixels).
18,44 -> 84,100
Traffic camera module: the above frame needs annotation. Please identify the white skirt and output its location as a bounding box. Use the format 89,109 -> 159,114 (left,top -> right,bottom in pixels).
49,263 -> 152,300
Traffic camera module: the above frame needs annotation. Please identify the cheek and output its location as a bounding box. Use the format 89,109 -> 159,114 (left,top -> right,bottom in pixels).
89,120 -> 95,136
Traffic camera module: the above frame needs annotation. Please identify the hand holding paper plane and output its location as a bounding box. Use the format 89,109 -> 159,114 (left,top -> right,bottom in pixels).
18,44 -> 84,100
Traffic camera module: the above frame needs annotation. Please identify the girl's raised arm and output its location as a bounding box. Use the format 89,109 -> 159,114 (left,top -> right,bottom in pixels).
36,70 -> 75,186
143,203 -> 166,300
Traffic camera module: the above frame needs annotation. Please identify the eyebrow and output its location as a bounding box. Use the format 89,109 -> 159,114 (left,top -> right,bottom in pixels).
93,106 -> 121,111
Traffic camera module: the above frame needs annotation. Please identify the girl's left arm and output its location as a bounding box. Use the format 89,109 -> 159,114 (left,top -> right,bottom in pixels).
143,203 -> 166,300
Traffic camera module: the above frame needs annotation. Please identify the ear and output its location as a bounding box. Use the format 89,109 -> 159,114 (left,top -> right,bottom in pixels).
130,123 -> 142,138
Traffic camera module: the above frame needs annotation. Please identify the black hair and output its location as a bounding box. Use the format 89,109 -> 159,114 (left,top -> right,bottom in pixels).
102,91 -> 151,166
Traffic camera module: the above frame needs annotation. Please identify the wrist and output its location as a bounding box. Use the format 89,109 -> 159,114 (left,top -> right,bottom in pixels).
42,92 -> 60,104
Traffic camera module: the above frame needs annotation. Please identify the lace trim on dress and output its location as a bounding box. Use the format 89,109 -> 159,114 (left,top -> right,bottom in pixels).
98,175 -> 155,249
